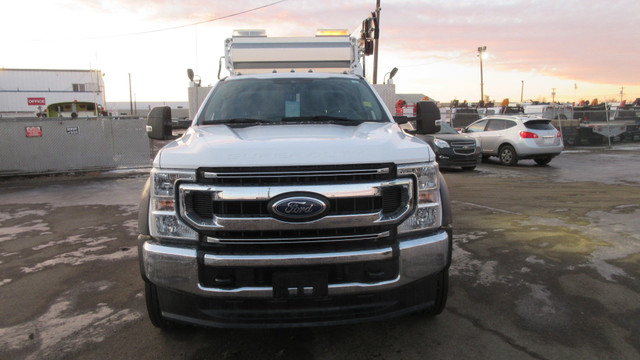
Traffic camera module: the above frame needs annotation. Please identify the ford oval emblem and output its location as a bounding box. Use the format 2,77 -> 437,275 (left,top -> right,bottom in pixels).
269,195 -> 328,222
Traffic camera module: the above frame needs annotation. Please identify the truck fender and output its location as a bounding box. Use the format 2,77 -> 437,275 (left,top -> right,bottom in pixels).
138,177 -> 152,282
438,171 -> 453,266
138,177 -> 151,235
438,171 -> 452,227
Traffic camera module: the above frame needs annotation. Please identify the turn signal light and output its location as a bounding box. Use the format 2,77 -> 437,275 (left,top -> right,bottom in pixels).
157,199 -> 175,211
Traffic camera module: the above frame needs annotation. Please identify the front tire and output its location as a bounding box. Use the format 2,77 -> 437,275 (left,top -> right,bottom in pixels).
426,269 -> 449,316
498,145 -> 518,166
145,281 -> 177,330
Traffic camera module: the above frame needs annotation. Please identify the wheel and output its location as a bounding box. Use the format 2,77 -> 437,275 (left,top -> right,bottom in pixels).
427,269 -> 449,316
498,145 -> 517,166
145,281 -> 177,330
461,166 -> 476,171
534,156 -> 553,166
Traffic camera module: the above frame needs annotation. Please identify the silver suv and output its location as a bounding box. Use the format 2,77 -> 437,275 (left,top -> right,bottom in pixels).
463,115 -> 563,166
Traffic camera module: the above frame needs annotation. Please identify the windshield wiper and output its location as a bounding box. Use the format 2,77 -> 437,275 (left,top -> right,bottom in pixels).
205,117 -> 366,126
281,116 -> 364,125
204,118 -> 274,126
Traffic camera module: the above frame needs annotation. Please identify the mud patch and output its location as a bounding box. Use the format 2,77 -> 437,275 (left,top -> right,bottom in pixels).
0,281 -> 141,360
558,274 -> 640,313
451,231 -> 511,286
515,284 -> 571,329
21,242 -> 136,274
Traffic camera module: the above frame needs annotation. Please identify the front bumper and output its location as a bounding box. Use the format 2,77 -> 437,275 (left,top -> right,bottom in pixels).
138,229 -> 451,327
433,147 -> 482,168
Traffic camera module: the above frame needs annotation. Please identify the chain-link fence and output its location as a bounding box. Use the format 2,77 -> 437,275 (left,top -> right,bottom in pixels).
438,105 -> 640,146
0,117 -> 152,176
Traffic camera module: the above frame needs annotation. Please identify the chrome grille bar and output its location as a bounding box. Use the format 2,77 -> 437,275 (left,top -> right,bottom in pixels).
206,231 -> 390,244
203,167 -> 390,179
178,179 -> 413,232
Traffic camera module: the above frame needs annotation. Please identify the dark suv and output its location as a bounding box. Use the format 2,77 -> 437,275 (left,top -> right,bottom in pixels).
414,122 -> 482,170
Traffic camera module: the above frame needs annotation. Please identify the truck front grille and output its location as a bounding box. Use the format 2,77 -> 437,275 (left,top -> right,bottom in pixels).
197,163 -> 396,185
187,186 -> 402,218
177,164 -> 414,247
203,227 -> 391,245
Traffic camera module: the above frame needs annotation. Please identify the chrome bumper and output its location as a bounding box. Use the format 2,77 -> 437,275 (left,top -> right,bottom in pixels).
139,230 -> 449,298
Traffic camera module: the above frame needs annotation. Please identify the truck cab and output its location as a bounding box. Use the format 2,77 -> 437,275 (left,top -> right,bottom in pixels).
138,31 -> 452,328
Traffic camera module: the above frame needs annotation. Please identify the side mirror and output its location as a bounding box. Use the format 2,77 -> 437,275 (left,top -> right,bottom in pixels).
393,115 -> 409,124
415,101 -> 441,134
146,106 -> 172,140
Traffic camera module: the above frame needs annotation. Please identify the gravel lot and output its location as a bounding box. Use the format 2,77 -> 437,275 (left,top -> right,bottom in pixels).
1,146 -> 639,360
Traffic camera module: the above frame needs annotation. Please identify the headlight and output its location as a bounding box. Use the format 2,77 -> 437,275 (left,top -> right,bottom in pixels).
433,138 -> 450,149
149,168 -> 198,241
397,163 -> 441,234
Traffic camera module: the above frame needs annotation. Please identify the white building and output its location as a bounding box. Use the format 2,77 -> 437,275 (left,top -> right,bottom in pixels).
0,68 -> 106,117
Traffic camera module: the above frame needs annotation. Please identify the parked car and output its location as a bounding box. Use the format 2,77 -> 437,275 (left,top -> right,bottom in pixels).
462,115 -> 563,166
412,122 -> 482,170
440,106 -> 481,131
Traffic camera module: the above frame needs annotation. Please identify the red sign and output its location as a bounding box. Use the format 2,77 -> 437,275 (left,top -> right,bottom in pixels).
28,98 -> 46,106
25,126 -> 43,138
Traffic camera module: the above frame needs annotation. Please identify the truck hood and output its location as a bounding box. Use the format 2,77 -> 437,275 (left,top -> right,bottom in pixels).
154,122 -> 433,169
428,133 -> 477,142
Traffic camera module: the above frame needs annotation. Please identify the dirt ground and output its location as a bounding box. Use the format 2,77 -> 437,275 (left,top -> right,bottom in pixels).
1,147 -> 639,360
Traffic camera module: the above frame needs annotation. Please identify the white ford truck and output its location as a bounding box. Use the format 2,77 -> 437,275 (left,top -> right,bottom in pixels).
138,31 -> 452,328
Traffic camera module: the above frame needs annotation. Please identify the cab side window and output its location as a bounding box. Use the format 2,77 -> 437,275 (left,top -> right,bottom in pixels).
486,119 -> 506,131
466,119 -> 488,132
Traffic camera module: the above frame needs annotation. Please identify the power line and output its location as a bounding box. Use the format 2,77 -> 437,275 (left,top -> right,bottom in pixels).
82,0 -> 288,40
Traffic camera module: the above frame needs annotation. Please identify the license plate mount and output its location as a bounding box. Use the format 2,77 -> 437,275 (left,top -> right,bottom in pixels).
272,271 -> 328,299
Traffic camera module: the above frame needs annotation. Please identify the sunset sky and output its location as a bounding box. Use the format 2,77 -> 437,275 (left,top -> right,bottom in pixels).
2,0 -> 638,105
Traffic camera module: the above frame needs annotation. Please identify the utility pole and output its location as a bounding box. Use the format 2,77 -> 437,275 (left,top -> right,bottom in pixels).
128,73 -> 133,115
552,88 -> 556,103
477,46 -> 486,102
520,80 -> 524,103
372,0 -> 381,84
620,86 -> 624,102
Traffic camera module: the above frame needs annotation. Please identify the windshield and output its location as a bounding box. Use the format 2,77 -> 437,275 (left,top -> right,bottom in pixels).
524,119 -> 555,130
438,122 -> 459,134
197,77 -> 390,125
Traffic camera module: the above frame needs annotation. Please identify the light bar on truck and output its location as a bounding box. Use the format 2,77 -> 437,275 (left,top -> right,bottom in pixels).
232,29 -> 267,37
316,29 -> 350,37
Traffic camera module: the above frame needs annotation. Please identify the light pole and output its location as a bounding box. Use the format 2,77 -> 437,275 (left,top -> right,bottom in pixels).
384,67 -> 398,84
521,80 -> 524,103
477,46 -> 487,102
